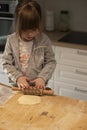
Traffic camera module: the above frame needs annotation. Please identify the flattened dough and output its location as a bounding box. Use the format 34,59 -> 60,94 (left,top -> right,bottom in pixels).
18,95 -> 41,105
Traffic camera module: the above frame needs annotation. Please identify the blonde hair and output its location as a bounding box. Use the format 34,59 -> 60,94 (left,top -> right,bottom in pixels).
15,0 -> 42,38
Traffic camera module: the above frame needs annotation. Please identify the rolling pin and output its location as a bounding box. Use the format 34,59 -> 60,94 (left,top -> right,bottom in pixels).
0,82 -> 54,96
23,87 -> 54,96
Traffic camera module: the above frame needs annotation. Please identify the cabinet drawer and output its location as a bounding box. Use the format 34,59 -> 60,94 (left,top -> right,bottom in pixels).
61,71 -> 87,82
54,81 -> 75,95
54,81 -> 87,92
54,64 -> 87,87
47,80 -> 54,90
55,46 -> 77,54
54,80 -> 87,97
54,81 -> 75,90
60,53 -> 87,68
58,77 -> 87,88
55,46 -> 77,63
55,46 -> 87,68
59,88 -> 87,101
55,46 -> 87,55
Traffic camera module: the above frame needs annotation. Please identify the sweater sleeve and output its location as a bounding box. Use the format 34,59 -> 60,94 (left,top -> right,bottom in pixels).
2,35 -> 23,83
37,37 -> 56,82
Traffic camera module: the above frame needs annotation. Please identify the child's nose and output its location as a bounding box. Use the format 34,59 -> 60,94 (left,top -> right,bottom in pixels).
28,32 -> 33,36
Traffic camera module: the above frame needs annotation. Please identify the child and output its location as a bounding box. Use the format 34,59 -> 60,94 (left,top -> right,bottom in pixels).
2,0 -> 56,89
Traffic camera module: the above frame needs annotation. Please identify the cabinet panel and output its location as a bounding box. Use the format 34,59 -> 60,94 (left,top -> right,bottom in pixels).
54,64 -> 87,87
51,81 -> 59,95
60,59 -> 87,69
61,53 -> 87,68
61,52 -> 87,63
53,45 -> 87,100
58,77 -> 87,88
55,46 -> 77,64
55,46 -> 87,68
61,70 -> 87,82
47,80 -> 54,89
55,46 -> 77,54
54,74 -> 87,88
55,49 -> 61,63
53,81 -> 75,95
54,81 -> 76,90
59,88 -> 87,101
53,80 -> 87,98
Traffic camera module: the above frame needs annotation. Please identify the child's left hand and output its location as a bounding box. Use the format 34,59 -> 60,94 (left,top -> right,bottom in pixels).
30,78 -> 45,89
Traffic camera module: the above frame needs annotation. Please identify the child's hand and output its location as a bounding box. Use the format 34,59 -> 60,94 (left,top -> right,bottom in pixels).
30,78 -> 45,89
17,76 -> 30,89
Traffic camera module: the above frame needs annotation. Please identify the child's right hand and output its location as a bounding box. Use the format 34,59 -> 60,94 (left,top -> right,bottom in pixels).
17,76 -> 30,89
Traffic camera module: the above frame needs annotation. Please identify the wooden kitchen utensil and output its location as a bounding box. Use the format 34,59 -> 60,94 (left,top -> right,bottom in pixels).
0,82 -> 54,96
23,87 -> 54,96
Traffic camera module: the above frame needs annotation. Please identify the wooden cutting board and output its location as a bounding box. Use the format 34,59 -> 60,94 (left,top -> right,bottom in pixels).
0,92 -> 87,130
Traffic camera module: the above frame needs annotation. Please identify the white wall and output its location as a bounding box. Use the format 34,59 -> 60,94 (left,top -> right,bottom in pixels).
38,0 -> 87,32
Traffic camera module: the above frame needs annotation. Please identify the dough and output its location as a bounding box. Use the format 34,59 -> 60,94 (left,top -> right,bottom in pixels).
18,95 -> 41,105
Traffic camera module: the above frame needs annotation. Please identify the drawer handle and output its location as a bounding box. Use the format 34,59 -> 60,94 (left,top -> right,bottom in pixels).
75,87 -> 87,93
77,50 -> 87,56
76,69 -> 87,75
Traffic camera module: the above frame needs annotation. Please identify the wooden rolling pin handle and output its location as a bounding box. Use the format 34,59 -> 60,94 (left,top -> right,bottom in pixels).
12,86 -> 22,91
43,89 -> 54,95
0,82 -> 21,91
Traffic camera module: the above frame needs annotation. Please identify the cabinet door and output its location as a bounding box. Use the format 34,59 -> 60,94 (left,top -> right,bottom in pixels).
54,80 -> 76,95
55,46 -> 87,69
54,46 -> 87,99
54,46 -> 61,63
59,88 -> 87,101
55,46 -> 77,63
61,50 -> 87,69
53,79 -> 87,101
47,80 -> 54,90
54,64 -> 87,87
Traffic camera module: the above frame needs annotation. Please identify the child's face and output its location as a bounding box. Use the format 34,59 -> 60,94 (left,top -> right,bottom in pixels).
21,29 -> 39,42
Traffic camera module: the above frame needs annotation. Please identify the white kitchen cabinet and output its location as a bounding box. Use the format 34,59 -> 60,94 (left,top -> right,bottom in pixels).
55,46 -> 87,68
60,88 -> 87,101
54,64 -> 87,87
52,45 -> 87,100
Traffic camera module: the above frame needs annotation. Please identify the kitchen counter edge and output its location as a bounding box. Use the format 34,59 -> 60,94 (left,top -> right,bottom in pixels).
45,30 -> 87,50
